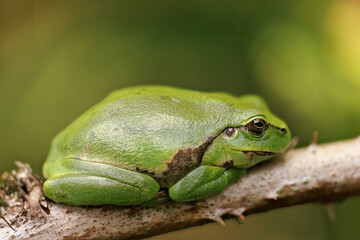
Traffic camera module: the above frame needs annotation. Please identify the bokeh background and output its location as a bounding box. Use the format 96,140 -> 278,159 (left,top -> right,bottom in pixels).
1,1 -> 360,239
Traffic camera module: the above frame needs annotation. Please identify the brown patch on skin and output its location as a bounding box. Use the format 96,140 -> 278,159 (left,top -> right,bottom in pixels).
222,160 -> 234,168
154,136 -> 216,188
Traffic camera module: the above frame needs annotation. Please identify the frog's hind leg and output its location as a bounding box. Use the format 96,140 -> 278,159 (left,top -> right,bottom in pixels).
43,159 -> 160,206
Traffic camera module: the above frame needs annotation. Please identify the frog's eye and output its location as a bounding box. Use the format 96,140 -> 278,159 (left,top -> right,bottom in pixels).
223,127 -> 237,138
246,118 -> 267,137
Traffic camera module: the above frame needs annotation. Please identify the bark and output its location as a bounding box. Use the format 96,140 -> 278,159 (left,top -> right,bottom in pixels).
0,137 -> 359,240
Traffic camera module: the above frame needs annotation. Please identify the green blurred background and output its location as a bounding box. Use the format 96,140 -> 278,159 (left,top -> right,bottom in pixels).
1,1 -> 359,239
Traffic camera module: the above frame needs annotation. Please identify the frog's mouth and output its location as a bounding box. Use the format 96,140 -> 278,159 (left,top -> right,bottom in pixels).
242,151 -> 278,156
229,148 -> 279,156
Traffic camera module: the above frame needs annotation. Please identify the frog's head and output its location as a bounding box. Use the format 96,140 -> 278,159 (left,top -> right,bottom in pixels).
202,95 -> 291,168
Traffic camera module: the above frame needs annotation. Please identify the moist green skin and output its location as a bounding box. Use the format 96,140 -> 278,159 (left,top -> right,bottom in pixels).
42,85 -> 291,206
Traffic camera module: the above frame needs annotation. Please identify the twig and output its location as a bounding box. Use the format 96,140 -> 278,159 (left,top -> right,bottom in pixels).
0,137 -> 359,240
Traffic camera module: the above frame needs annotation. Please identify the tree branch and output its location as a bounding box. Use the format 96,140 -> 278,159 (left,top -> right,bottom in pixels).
1,137 -> 360,240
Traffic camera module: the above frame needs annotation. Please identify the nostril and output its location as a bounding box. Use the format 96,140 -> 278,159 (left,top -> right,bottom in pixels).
281,128 -> 287,134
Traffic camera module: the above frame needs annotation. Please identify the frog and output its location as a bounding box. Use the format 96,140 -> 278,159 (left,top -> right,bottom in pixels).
42,85 -> 291,206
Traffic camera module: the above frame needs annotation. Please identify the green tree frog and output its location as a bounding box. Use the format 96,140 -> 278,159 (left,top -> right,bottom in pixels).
43,86 -> 291,206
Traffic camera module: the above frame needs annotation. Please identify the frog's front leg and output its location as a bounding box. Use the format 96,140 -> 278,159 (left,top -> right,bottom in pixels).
169,165 -> 246,202
43,159 -> 160,206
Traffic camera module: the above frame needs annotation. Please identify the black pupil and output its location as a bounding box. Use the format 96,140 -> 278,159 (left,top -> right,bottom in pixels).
254,119 -> 264,128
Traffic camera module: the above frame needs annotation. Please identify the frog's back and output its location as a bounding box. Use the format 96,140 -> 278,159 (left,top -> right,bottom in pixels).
43,86 -> 267,187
